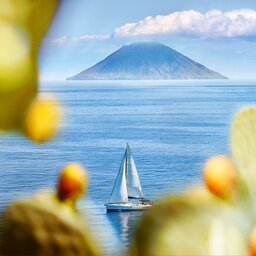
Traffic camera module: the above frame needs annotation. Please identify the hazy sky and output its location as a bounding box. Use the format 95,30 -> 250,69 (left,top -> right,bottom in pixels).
40,0 -> 256,80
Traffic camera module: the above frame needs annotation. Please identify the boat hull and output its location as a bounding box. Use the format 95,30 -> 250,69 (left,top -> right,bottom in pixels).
105,203 -> 152,211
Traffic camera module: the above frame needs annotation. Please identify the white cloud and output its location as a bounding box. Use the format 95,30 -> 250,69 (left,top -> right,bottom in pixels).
43,34 -> 109,46
72,35 -> 109,42
49,36 -> 68,46
114,9 -> 256,38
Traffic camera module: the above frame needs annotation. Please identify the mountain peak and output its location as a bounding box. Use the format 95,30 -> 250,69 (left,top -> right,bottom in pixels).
67,42 -> 227,80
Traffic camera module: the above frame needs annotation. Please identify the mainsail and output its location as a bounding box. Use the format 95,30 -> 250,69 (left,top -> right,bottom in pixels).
126,144 -> 144,199
108,152 -> 128,203
108,144 -> 144,204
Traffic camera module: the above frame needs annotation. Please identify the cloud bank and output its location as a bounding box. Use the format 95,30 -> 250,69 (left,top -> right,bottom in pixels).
44,8 -> 256,48
114,9 -> 256,38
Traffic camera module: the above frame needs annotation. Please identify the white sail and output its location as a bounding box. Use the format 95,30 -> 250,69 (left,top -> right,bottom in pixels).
108,153 -> 128,203
126,144 -> 144,199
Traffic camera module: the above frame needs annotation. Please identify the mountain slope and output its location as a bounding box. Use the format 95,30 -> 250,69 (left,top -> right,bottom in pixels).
67,42 -> 227,80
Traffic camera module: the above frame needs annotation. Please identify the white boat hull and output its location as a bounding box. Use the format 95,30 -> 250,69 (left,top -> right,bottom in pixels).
105,203 -> 152,211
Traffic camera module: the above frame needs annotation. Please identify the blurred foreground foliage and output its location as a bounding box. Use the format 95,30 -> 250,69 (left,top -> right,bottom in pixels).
130,107 -> 256,256
0,0 -> 60,142
0,163 -> 101,256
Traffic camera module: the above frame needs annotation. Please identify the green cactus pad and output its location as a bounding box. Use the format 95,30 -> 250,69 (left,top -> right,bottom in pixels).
0,193 -> 101,256
231,106 -> 256,194
129,189 -> 248,256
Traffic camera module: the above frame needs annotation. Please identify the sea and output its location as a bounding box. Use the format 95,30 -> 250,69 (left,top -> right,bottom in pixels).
1,80 -> 256,255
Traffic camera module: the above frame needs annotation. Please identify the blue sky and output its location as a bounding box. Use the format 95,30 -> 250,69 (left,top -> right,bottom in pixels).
40,0 -> 256,80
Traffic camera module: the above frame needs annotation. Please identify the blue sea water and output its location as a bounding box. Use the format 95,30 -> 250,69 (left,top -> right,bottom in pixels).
1,80 -> 256,254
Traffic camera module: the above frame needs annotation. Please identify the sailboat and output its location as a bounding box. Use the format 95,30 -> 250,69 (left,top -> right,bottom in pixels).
105,144 -> 152,211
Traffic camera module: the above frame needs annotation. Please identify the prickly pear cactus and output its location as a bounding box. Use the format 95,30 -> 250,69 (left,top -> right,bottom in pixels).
0,0 -> 61,142
0,164 -> 101,256
129,106 -> 256,256
1,195 -> 100,256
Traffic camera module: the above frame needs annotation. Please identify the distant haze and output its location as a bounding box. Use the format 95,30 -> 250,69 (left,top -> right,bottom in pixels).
67,42 -> 227,80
